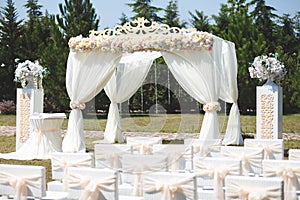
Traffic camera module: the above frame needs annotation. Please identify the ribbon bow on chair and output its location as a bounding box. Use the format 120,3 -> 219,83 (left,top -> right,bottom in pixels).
68,173 -> 116,200
0,172 -> 42,200
226,181 -> 282,200
51,156 -> 92,191
194,161 -> 240,200
264,163 -> 300,200
144,176 -> 195,200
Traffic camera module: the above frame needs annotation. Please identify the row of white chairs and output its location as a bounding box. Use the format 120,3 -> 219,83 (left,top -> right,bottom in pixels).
2,159 -> 299,200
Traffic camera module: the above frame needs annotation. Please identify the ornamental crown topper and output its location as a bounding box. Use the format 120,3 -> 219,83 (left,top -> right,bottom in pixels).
69,17 -> 214,53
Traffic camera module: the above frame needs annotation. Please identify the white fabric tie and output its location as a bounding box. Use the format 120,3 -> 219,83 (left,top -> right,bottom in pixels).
222,150 -> 261,175
226,181 -> 282,200
194,161 -> 240,200
264,164 -> 300,200
289,152 -> 300,160
0,172 -> 42,200
51,156 -> 92,191
143,176 -> 195,200
132,142 -> 155,154
246,142 -> 282,160
68,173 -> 116,200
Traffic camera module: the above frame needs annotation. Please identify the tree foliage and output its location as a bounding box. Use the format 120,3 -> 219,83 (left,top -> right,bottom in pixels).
0,0 -> 299,114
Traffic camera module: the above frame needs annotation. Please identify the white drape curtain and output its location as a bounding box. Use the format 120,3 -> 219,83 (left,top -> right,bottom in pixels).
162,41 -> 221,139
104,51 -> 162,143
63,51 -> 122,152
218,39 -> 243,145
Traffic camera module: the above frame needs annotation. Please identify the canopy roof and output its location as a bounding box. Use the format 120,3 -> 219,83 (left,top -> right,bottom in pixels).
68,17 -> 213,53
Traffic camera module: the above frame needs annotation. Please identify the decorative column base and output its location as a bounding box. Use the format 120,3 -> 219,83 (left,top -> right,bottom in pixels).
256,80 -> 282,139
16,88 -> 43,150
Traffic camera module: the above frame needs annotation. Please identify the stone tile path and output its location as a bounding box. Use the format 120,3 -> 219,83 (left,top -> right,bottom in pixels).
1,126 -> 299,140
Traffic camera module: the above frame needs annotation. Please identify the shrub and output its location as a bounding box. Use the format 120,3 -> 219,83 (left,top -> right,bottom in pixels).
0,100 -> 16,114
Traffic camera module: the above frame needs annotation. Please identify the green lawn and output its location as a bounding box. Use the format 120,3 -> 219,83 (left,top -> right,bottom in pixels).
0,113 -> 299,183
1,113 -> 300,134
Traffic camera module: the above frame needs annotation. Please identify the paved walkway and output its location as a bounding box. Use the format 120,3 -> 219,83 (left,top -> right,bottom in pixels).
1,126 -> 299,140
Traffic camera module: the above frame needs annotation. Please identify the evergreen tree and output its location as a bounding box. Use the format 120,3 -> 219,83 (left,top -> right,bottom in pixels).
250,0 -> 278,51
163,0 -> 187,28
0,0 -> 23,101
189,10 -> 211,32
56,0 -> 100,39
22,0 -> 50,61
119,12 -> 129,26
127,0 -> 162,22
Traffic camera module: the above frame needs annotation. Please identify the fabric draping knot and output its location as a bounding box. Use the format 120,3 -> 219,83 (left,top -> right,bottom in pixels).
193,144 -> 219,157
121,157 -> 167,196
0,171 -> 42,200
132,143 -> 153,154
68,173 -> 116,200
203,101 -> 221,112
34,128 -> 60,155
254,143 -> 282,159
264,164 -> 300,200
222,150 -> 262,175
69,102 -> 86,110
51,156 -> 92,191
226,181 -> 282,200
143,176 -> 195,200
194,161 -> 240,200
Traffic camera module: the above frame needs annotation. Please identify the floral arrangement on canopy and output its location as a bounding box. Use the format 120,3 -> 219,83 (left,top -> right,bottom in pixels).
248,53 -> 287,85
14,59 -> 50,89
68,18 -> 214,53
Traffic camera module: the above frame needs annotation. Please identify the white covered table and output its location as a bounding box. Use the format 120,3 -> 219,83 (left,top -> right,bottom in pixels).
29,113 -> 66,159
0,113 -> 66,160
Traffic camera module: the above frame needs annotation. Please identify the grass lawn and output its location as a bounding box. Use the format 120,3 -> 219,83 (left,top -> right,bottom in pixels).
0,113 -> 299,183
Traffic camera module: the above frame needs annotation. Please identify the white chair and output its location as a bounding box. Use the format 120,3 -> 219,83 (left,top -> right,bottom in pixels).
126,136 -> 162,154
94,143 -> 133,170
119,154 -> 168,197
220,146 -> 264,176
184,139 -> 222,170
152,144 -> 190,171
143,172 -> 197,200
244,138 -> 284,159
262,160 -> 300,200
66,167 -> 117,200
47,152 -> 94,192
193,157 -> 242,200
0,164 -> 68,200
224,175 -> 284,200
289,149 -> 300,161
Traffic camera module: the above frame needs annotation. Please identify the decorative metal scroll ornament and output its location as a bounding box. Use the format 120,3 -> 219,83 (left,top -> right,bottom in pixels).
68,18 -> 214,53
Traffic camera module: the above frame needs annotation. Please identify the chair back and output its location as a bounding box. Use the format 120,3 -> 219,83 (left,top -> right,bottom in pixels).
0,164 -> 46,199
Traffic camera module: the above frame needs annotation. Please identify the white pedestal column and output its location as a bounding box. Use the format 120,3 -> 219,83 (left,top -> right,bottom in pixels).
16,88 -> 43,150
256,80 -> 282,139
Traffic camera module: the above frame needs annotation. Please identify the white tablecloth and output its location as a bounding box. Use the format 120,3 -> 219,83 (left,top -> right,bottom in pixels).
0,113 -> 66,160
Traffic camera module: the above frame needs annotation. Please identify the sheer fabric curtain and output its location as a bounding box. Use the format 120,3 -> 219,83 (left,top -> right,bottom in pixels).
162,43 -> 222,139
219,40 -> 243,145
63,51 -> 122,152
104,51 -> 162,143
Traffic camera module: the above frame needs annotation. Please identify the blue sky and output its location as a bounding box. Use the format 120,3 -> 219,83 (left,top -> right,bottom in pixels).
0,0 -> 299,29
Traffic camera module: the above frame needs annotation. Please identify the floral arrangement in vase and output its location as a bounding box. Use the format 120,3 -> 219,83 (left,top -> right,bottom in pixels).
248,53 -> 287,85
14,60 -> 50,89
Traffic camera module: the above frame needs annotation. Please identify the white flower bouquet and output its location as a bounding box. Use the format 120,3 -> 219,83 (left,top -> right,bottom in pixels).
14,60 -> 50,89
14,60 -> 49,82
248,53 -> 287,85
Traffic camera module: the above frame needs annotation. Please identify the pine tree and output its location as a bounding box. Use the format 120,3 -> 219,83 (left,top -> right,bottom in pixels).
163,0 -> 186,28
189,10 -> 211,32
56,0 -> 100,39
0,0 -> 23,101
127,0 -> 162,22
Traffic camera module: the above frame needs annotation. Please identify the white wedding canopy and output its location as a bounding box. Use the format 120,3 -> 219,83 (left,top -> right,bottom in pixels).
63,18 -> 243,153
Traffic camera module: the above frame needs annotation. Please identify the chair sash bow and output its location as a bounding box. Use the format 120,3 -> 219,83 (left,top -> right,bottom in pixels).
68,174 -> 116,200
226,181 -> 282,200
144,176 -> 195,200
0,172 -> 41,200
